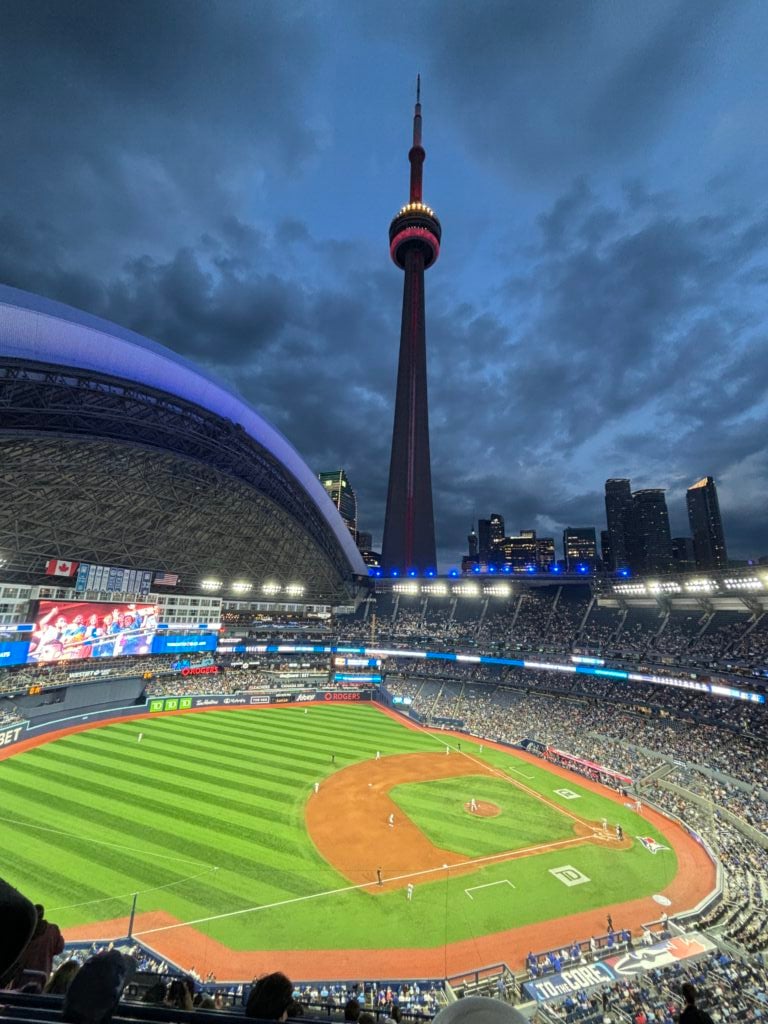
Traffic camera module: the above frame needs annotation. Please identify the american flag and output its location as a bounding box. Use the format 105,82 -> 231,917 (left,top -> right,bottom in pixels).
153,571 -> 179,586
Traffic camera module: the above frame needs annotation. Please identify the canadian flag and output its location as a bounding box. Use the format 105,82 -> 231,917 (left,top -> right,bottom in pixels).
45,559 -> 79,577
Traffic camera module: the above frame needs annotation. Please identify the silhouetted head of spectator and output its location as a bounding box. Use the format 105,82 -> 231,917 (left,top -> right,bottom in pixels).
165,978 -> 193,1011
359,1013 -> 376,1024
62,950 -> 136,1024
0,878 -> 37,987
246,972 -> 295,1021
432,996 -> 528,1024
345,998 -> 362,1021
391,1006 -> 403,1024
682,984 -> 698,1006
141,981 -> 167,1004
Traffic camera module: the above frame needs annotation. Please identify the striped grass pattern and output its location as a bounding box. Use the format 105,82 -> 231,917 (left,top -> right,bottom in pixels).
0,704 -> 676,950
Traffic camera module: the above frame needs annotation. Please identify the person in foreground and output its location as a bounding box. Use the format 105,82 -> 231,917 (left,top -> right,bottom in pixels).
432,995 -> 528,1024
246,972 -> 298,1021
679,983 -> 715,1024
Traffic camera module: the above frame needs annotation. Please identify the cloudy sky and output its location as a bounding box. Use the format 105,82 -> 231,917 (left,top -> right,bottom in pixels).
2,0 -> 767,567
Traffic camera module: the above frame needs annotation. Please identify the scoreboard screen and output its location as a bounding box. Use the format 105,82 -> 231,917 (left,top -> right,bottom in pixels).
28,600 -> 160,663
331,655 -> 383,687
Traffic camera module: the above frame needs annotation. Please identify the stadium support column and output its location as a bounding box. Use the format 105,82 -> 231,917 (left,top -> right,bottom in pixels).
382,76 -> 441,575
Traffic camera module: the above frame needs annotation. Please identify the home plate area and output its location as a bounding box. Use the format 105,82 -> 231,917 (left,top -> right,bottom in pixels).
465,879 -> 516,900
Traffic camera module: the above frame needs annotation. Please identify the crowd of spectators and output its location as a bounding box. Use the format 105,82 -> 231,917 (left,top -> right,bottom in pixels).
335,591 -> 768,680
644,787 -> 768,954
385,669 -> 767,794
546,950 -> 767,1024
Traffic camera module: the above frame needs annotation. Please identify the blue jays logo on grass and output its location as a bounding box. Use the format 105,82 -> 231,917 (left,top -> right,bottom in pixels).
637,836 -> 669,854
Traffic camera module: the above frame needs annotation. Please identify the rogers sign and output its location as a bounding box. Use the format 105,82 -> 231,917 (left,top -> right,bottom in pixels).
324,691 -> 361,702
181,664 -> 219,677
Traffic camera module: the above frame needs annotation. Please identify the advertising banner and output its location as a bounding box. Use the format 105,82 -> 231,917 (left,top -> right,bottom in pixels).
0,640 -> 31,667
0,722 -> 27,748
523,934 -> 715,1002
151,633 -> 217,656
29,601 -> 161,663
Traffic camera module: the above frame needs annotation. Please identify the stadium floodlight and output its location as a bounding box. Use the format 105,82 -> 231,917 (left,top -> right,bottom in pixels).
422,582 -> 447,596
452,583 -> 480,597
285,583 -> 305,597
231,581 -> 253,594
393,582 -> 419,595
684,579 -> 716,592
201,578 -> 223,590
262,581 -> 282,595
484,583 -> 510,597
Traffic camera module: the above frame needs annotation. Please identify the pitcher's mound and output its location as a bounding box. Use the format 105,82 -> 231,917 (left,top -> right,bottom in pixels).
464,801 -> 501,818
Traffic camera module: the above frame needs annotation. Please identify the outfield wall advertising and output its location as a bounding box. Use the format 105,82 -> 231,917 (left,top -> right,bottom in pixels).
0,689 -> 376,751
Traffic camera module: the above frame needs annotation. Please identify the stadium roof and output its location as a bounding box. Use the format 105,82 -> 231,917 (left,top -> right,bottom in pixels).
0,285 -> 367,601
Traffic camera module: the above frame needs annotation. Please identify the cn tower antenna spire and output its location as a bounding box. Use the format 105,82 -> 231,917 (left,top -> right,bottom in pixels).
410,74 -> 424,202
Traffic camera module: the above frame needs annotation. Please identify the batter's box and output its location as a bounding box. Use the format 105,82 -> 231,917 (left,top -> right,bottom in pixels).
549,865 -> 590,887
554,788 -> 580,799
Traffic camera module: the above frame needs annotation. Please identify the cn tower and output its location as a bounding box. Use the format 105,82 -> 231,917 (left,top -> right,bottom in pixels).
381,77 -> 441,574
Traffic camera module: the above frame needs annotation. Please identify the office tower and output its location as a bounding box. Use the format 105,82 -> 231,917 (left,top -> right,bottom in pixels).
318,470 -> 357,540
563,528 -> 598,570
536,535 -> 556,569
489,513 -> 505,550
604,478 -> 634,570
632,489 -> 673,572
499,531 -> 538,569
686,476 -> 728,569
381,78 -> 441,573
672,536 -> 696,571
467,525 -> 478,558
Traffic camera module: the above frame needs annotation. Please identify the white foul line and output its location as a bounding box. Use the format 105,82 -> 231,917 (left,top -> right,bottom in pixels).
465,879 -> 515,900
133,834 -> 584,937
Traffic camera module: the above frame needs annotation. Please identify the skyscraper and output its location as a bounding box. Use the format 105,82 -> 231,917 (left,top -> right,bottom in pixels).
381,78 -> 441,573
563,528 -> 598,570
318,470 -> 358,540
632,489 -> 673,572
604,478 -> 634,570
489,513 -> 505,550
687,476 -> 728,569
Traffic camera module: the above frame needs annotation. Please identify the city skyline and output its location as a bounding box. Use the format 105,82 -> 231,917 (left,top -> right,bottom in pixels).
1,2 -> 767,569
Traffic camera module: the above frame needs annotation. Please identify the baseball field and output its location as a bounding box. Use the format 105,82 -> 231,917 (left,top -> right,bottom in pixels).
0,701 -> 715,978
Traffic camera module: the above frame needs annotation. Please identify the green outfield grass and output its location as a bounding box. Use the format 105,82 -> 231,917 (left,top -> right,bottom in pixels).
0,704 -> 678,951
